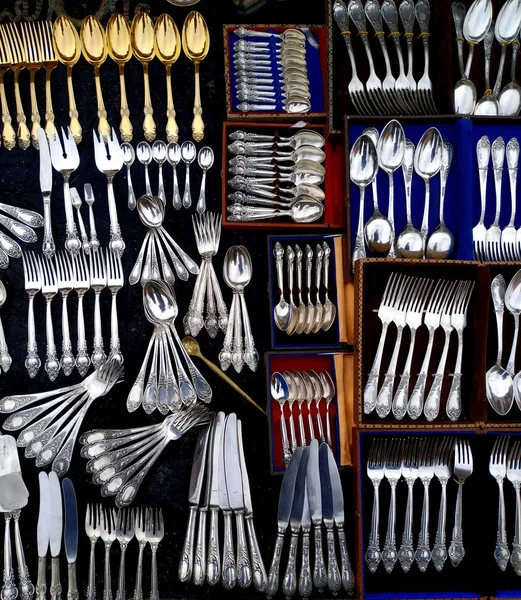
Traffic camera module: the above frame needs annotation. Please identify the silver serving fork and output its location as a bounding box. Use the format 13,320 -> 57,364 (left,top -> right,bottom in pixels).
22,251 -> 41,378
507,440 -> 521,575
86,504 -> 101,600
89,249 -> 107,369
39,255 -> 60,381
446,281 -> 475,421
107,249 -> 124,364
490,436 -> 510,571
398,437 -> 418,572
55,251 -> 75,376
134,507 -> 147,600
432,437 -> 453,571
93,128 -> 125,256
381,438 -> 403,573
115,509 -> 135,600
415,437 -> 436,572
365,438 -> 386,573
448,438 -> 473,567
486,137 -> 505,261
146,508 -> 165,600
100,507 -> 117,600
474,135 -> 491,260
503,137 -> 520,261
415,0 -> 437,114
48,126 -> 81,255
72,252 -> 91,376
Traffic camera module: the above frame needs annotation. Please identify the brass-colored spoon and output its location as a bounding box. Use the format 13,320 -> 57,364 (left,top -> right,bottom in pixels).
182,11 -> 210,142
155,14 -> 181,143
182,336 -> 266,415
106,13 -> 133,142
131,12 -> 156,142
80,15 -> 110,142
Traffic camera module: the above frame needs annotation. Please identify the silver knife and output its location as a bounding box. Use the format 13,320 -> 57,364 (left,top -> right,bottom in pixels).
266,447 -> 303,600
38,128 -> 55,259
299,487 -> 312,598
306,439 -> 327,592
36,472 -> 51,600
48,471 -> 63,600
206,411 -> 225,586
224,414 -> 251,589
326,442 -> 356,594
219,417 -> 236,590
319,442 -> 341,595
237,419 -> 267,592
178,424 -> 211,584
62,479 -> 78,600
282,446 -> 310,600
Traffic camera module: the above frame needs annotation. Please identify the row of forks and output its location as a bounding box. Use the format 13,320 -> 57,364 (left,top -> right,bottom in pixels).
333,0 -> 437,116
22,249 -> 123,381
366,437 -> 473,574
85,505 -> 164,600
473,136 -> 521,262
364,273 -> 475,421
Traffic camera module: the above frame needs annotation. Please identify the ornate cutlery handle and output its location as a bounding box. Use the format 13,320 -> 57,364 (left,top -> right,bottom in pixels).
507,138 -> 519,226
158,165 -> 166,204
382,483 -> 398,573
141,64 -> 155,142
483,23 -> 494,92
299,530 -> 312,599
245,516 -> 266,593
375,326 -> 404,418
172,163 -> 182,210
36,556 -> 46,600
44,299 -> 60,381
282,530 -> 299,599
117,66 -> 132,143
192,63 -> 205,142
325,525 -> 341,594
0,71 -> 16,150
13,69 -> 30,150
93,66 -> 110,143
312,524 -> 327,592
150,546 -> 159,600
432,481 -> 448,572
0,215 -> 37,243
366,482 -> 381,573
494,478 -> 510,571
60,295 -> 74,374
452,1 -> 466,77
353,186 -> 366,267
415,482 -> 431,572
207,262 -> 228,331
492,137 -> 505,226
87,541 -> 96,600
0,312 -> 11,373
103,543 -> 113,600
206,508 -> 220,586
222,511 -> 236,590
415,0 -> 431,79
239,293 -> 258,371
125,166 -> 136,211
392,329 -> 417,420
446,329 -> 465,421
266,530 -> 285,599
92,292 -> 106,369
110,291 -> 122,362
407,327 -> 435,419
107,178 -> 125,257
364,323 -> 389,414
43,66 -> 56,141
365,1 -> 394,78
50,557 -> 61,600
512,484 -> 521,575
179,506 -> 197,583
333,0 -> 361,76
449,482 -> 465,566
196,168 -> 207,214
236,512 -> 251,588
348,1 -> 378,76
398,481 -> 415,572
65,66 -> 81,144
2,515 -> 17,600
13,512 -> 34,600
192,508 -> 207,586
165,65 -> 178,143
337,525 -> 355,594
28,69 -> 40,147
76,294 -> 90,377
424,328 -> 452,421
183,163 -> 192,209
133,543 -> 145,600
399,0 -> 416,84
116,547 -> 126,600
66,563 -> 78,600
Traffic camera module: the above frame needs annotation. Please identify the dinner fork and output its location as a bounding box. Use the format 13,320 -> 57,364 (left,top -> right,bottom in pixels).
399,0 -> 418,108
382,438 -> 402,573
22,251 -> 41,378
486,137 -> 505,262
55,251 -> 75,376
365,438 -> 386,573
415,0 -> 437,114
116,509 -> 134,600
100,507 -> 117,600
507,440 -> 521,575
72,252 -> 91,376
0,28 -> 16,149
37,20 -> 57,141
107,249 -> 124,364
490,436 -> 510,571
503,137 -> 520,262
415,437 -> 435,572
134,507 -> 147,600
20,22 -> 41,148
398,437 -> 418,573
39,255 -> 60,381
146,508 -> 165,600
86,504 -> 101,600
93,128 -> 125,256
448,438 -> 473,567
432,437 -> 452,572
90,249 -> 107,369
474,136 -> 491,261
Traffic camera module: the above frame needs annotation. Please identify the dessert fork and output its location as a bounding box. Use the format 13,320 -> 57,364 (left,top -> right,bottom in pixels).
72,252 -> 91,376
22,251 -> 41,378
365,438 -> 386,573
146,508 -> 165,600
503,137 -> 520,261
398,437 -> 418,572
490,436 -> 510,571
415,0 -> 437,114
100,507 -> 117,600
432,437 -> 453,571
134,507 -> 147,600
486,137 -> 505,261
448,438 -> 473,567
381,438 -> 403,573
115,509 -> 135,600
415,437 -> 435,572
507,440 -> 521,575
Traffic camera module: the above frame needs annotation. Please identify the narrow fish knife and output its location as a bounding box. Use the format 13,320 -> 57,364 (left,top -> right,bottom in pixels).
62,478 -> 79,600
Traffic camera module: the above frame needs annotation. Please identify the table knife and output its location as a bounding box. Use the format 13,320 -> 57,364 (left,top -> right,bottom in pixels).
224,414 -> 251,589
37,127 -> 55,258
282,446 -> 310,600
178,424 -> 211,584
48,472 -> 63,600
266,447 -> 303,600
237,419 -> 267,592
299,487 -> 312,598
325,442 -> 356,594
62,478 -> 78,600
36,472 -> 51,600
319,442 -> 341,595
219,417 -> 236,590
306,439 -> 327,592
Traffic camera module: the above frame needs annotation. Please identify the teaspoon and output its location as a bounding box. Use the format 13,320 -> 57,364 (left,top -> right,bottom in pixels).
273,242 -> 292,331
181,140 -> 197,209
152,140 -> 167,204
499,30 -> 521,115
196,147 -> 214,214
136,141 -> 153,196
167,142 -> 182,210
121,143 -> 137,210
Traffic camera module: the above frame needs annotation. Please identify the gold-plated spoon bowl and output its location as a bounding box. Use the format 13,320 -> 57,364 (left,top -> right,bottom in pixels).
131,12 -> 156,141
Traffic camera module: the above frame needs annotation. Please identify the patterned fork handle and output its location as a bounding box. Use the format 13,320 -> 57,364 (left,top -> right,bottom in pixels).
2,514 -> 17,600
12,68 -> 30,150
512,483 -> 521,575
25,293 -> 41,379
415,482 -> 431,572
60,294 -> 75,376
381,482 -> 399,573
448,481 -> 465,566
432,480 -> 449,571
415,0 -> 437,113
398,481 -> 415,572
446,328 -> 465,421
363,323 -> 390,414
494,477 -> 510,571
0,70 -> 16,150
423,327 -> 452,421
44,298 -> 60,381
365,482 -> 381,573
375,325 -> 404,418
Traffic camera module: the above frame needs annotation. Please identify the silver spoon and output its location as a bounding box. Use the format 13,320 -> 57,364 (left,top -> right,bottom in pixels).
181,141 -> 196,209
397,139 -> 423,258
506,270 -> 521,410
166,142 -> 182,210
227,196 -> 324,223
196,147 -> 214,214
271,372 -> 291,467
121,142 -> 137,210
473,21 -> 496,115
136,141 -> 153,196
499,30 -> 521,115
152,140 -> 167,204
0,281 -> 11,372
273,242 -> 292,331
321,241 -> 336,331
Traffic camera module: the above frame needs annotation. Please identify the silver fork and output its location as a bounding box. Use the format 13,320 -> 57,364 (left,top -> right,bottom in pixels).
37,20 -> 58,140
134,507 -> 147,600
474,136 -> 490,261
22,251 -> 41,378
432,437 -> 453,571
415,437 -> 436,572
392,278 -> 433,419
486,137 -> 505,261
415,0 -> 437,114
146,508 -> 165,600
93,128 -> 125,256
39,255 -> 60,381
55,251 -> 75,376
72,252 -> 91,376
0,27 -> 16,149
90,249 -> 107,369
398,437 -> 418,573
100,507 -> 117,600
365,438 -> 386,573
116,509 -> 135,600
70,187 -> 91,255
48,126 -> 81,255
448,438 -> 473,567
507,440 -> 521,575
85,504 -> 101,600
107,249 -> 124,364
20,21 -> 42,148
84,184 -> 100,253
503,137 -> 520,261
399,0 -> 419,109
381,438 -> 403,573
490,436 -> 510,571
446,281 -> 475,421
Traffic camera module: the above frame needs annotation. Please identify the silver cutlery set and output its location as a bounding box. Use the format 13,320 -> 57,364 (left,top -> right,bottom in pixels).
365,437 -> 473,574
453,0 -> 521,116
227,128 -> 326,223
22,249 -> 124,380
351,120 -> 454,269
178,413 -> 266,590
473,135 -> 521,261
364,273 -> 475,421
232,27 -> 312,114
84,505 -> 164,600
271,370 -> 337,468
333,0 -> 437,116
273,241 -> 336,335
123,140 -> 214,213
266,439 -> 355,599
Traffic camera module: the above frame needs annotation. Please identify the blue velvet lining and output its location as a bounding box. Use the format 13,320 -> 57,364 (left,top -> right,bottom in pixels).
229,28 -> 324,114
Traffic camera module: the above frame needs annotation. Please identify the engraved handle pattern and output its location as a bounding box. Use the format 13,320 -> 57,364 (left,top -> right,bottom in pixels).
364,323 -> 389,414
266,531 -> 285,599
50,556 -> 62,600
282,532 -> 299,599
415,483 -> 431,572
67,564 -> 78,600
35,556 -> 46,600
87,541 -> 96,600
13,512 -> 34,600
245,516 -> 266,592
192,509 -> 207,586
512,485 -> 521,575
382,484 -> 398,573
494,479 -> 510,571
299,531 -> 312,599
206,508 -> 220,586
222,512 -> 236,590
236,513 -> 251,588
398,482 -> 415,572
432,482 -> 448,572
449,483 -> 465,567
2,515 -> 17,600
326,526 -> 341,594
375,323 -> 403,418
178,506 -> 197,583
337,526 -> 355,594
366,482 -> 381,573
313,523 -> 327,592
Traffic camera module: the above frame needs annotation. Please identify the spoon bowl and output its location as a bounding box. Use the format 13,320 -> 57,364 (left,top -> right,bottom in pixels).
167,142 -> 182,166
121,142 -> 135,167
198,147 -> 214,170
137,141 -> 152,166
137,195 -> 165,228
143,280 -> 177,325
152,140 -> 167,164
223,245 -> 252,291
80,16 -> 107,66
106,14 -> 132,64
181,141 -> 197,164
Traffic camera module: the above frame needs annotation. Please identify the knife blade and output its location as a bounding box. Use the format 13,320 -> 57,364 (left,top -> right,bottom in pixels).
282,446 -> 310,600
326,441 -> 355,594
319,441 -> 341,594
307,438 -> 326,592
179,423 -> 211,584
220,416 -> 236,590
299,487 -> 312,598
237,419 -> 267,593
36,472 -> 50,600
48,471 -> 63,600
62,478 -> 79,600
266,447 -> 303,600
224,414 -> 251,589
37,128 -> 55,257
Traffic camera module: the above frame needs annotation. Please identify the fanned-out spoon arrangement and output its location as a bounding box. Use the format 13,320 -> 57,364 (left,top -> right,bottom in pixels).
127,280 -> 212,415
0,201 -> 43,267
129,194 -> 199,285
